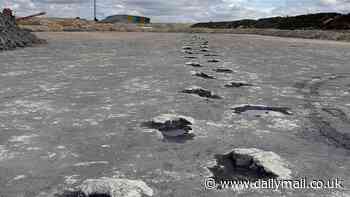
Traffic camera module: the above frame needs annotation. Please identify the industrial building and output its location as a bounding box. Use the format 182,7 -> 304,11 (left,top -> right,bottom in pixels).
101,15 -> 150,24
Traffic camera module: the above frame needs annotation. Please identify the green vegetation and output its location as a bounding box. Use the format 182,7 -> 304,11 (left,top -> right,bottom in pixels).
192,13 -> 350,30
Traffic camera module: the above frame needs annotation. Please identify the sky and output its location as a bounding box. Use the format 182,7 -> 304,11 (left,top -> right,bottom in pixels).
1,0 -> 350,22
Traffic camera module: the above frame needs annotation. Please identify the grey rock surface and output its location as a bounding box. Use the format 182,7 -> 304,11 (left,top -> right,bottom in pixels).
1,32 -> 350,197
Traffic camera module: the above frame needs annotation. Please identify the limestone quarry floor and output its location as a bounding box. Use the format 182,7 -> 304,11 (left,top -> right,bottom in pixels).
1,32 -> 350,196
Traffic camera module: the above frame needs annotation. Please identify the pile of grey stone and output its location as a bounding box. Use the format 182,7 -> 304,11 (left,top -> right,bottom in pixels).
0,11 -> 45,51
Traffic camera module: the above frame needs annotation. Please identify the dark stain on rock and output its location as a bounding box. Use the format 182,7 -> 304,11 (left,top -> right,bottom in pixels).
225,81 -> 253,88
185,62 -> 202,67
191,71 -> 216,79
213,68 -> 234,73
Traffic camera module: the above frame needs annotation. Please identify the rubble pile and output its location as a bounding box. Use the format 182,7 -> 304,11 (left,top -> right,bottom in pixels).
0,11 -> 45,50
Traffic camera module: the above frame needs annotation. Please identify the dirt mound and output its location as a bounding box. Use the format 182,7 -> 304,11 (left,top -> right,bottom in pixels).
17,17 -> 144,32
0,11 -> 45,50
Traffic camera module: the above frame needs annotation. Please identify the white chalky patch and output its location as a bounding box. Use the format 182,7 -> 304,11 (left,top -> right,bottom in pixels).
1,71 -> 28,77
12,175 -> 27,181
73,161 -> 109,167
80,177 -> 154,197
9,134 -> 38,144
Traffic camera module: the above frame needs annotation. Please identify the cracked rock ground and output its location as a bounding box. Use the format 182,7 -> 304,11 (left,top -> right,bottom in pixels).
1,32 -> 350,197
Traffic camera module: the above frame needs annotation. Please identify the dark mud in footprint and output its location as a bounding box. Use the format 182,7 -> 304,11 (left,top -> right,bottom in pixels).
232,104 -> 292,116
213,68 -> 234,73
208,149 -> 291,185
183,50 -> 195,55
182,46 -> 192,50
182,86 -> 222,99
185,62 -> 202,67
191,71 -> 216,79
225,81 -> 253,88
141,114 -> 195,143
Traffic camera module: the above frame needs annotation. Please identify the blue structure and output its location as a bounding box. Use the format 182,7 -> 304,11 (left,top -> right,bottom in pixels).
101,15 -> 151,24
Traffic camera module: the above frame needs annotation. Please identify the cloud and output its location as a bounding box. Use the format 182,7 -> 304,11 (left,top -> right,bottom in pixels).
319,0 -> 338,5
33,0 -> 87,4
1,0 -> 350,22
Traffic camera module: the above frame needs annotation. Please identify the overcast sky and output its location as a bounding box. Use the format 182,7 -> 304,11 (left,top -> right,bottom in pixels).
1,0 -> 350,22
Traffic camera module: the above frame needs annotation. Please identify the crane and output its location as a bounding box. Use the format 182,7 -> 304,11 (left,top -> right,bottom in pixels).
16,12 -> 46,21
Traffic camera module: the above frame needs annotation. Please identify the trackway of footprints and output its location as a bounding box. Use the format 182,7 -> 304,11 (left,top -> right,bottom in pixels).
59,35 -> 296,196
143,35 -> 294,185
